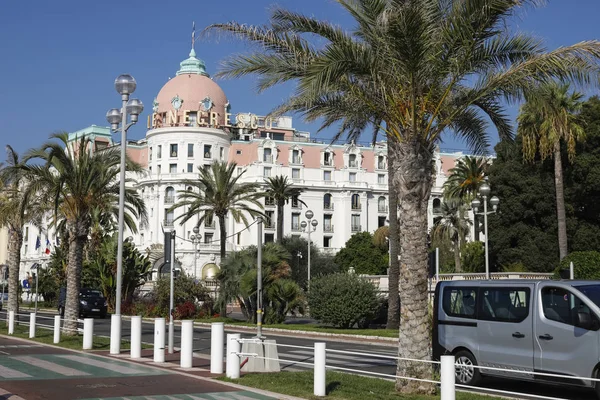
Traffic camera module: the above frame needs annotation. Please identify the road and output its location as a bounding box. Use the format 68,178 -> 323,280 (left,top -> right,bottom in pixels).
1,310 -> 596,400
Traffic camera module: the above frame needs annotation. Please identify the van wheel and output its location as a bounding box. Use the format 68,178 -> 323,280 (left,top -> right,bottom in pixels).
454,350 -> 481,386
594,369 -> 600,399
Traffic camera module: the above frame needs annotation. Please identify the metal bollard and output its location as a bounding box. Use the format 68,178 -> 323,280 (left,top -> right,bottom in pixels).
130,316 -> 142,359
8,311 -> 14,334
29,313 -> 36,338
53,315 -> 60,343
110,314 -> 121,355
441,355 -> 456,400
210,322 -> 225,374
153,318 -> 165,363
314,342 -> 326,396
225,333 -> 241,379
180,320 -> 194,368
83,318 -> 94,350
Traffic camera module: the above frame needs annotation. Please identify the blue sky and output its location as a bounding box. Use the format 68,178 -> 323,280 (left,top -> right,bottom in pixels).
0,0 -> 599,161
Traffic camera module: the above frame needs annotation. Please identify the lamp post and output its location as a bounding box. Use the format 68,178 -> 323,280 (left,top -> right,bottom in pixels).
256,216 -> 264,338
471,182 -> 499,280
300,210 -> 318,288
190,226 -> 201,280
106,74 -> 143,354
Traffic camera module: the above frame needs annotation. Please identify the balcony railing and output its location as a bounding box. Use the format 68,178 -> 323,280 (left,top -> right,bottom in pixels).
291,202 -> 302,209
164,196 -> 175,204
163,219 -> 174,228
323,203 -> 334,210
351,204 -> 362,210
263,154 -> 273,163
291,223 -> 301,232
265,221 -> 276,230
378,205 -> 389,213
377,162 -> 387,170
323,224 -> 334,233
204,152 -> 212,159
291,157 -> 302,164
265,201 -> 276,208
351,224 -> 361,232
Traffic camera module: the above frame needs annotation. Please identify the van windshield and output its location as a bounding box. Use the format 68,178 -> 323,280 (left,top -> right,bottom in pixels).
574,284 -> 600,308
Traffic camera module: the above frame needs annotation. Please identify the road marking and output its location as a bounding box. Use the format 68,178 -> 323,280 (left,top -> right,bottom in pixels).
285,349 -> 396,365
0,388 -> 27,400
13,355 -> 92,376
58,355 -> 147,375
0,364 -> 32,379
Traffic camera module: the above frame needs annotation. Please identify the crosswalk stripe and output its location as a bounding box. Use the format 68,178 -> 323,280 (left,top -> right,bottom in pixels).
58,355 -> 148,375
12,356 -> 91,376
0,364 -> 31,379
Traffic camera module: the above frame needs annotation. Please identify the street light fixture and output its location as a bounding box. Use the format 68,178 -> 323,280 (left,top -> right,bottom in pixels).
300,210 -> 318,288
191,226 -> 201,280
471,182 -> 499,280
106,74 -> 144,355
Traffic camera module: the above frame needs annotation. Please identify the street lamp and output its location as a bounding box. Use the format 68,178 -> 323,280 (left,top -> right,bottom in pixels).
106,74 -> 144,355
471,182 -> 499,280
300,210 -> 318,288
191,226 -> 201,280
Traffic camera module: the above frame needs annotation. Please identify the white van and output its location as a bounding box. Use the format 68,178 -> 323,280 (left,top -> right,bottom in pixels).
433,280 -> 600,397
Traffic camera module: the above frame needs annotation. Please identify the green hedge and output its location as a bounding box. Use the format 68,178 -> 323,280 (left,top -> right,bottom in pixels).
554,251 -> 600,280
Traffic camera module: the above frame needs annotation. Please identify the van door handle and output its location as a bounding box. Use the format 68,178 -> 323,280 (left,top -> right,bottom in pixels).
512,332 -> 525,338
538,334 -> 553,340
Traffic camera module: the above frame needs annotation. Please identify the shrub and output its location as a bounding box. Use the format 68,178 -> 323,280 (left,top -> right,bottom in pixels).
307,273 -> 380,329
461,241 -> 485,273
175,301 -> 197,319
554,251 -> 600,280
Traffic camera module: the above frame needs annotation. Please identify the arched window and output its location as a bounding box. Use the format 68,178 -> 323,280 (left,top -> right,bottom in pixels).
349,154 -> 357,168
378,196 -> 387,212
323,193 -> 333,210
263,147 -> 273,163
165,186 -> 175,204
351,194 -> 361,210
433,198 -> 442,214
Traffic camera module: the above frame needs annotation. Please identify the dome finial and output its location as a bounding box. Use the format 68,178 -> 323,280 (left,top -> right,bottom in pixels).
177,22 -> 208,77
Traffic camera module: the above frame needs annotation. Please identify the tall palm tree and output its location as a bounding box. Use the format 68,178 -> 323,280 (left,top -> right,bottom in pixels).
431,199 -> 471,272
0,147 -> 44,318
22,133 -> 147,334
171,161 -> 264,258
386,140 -> 400,330
208,1 -> 600,391
443,156 -> 489,240
518,82 -> 585,260
264,175 -> 305,243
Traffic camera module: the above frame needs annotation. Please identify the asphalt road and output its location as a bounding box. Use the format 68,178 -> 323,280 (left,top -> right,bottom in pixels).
1,309 -> 596,400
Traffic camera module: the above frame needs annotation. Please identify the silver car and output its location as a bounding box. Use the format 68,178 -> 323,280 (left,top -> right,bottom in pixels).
433,280 -> 600,398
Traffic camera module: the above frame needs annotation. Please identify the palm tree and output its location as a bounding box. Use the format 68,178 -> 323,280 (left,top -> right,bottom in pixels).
208,1 -> 600,391
0,147 -> 44,318
171,161 -> 264,258
386,140 -> 400,330
22,133 -> 147,334
518,82 -> 585,260
443,156 -> 489,240
431,199 -> 471,272
264,175 -> 305,243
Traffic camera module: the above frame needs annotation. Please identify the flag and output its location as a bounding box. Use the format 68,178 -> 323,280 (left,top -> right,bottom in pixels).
45,239 -> 51,255
35,236 -> 41,250
192,21 -> 196,48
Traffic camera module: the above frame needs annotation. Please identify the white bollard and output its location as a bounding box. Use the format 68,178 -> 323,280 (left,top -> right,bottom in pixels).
180,320 -> 194,368
130,316 -> 142,359
29,313 -> 36,338
153,318 -> 165,363
210,322 -> 225,374
110,314 -> 121,355
314,342 -> 326,396
8,311 -> 14,334
83,318 -> 94,350
53,315 -> 60,343
441,355 -> 456,400
225,333 -> 241,379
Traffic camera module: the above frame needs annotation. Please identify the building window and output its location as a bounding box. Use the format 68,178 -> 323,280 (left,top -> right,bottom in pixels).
291,213 -> 300,231
263,148 -> 273,163
170,144 -> 178,157
187,163 -> 194,173
324,170 -> 331,182
237,167 -> 243,176
433,198 -> 442,214
292,168 -> 300,179
140,233 -> 144,244
378,216 -> 386,228
236,150 -> 242,155
323,152 -> 332,166
351,214 -> 361,232
149,166 -> 152,174
323,215 -> 333,232
169,164 -> 177,174
291,195 -> 301,209
220,147 -> 224,159
265,211 -> 275,229
205,215 -> 215,228
165,187 -> 175,204
265,196 -> 275,206
263,167 -> 271,177
164,209 -> 174,226
188,143 -> 194,157
204,233 -> 214,244
292,149 -> 301,164
323,193 -> 333,210
351,194 -> 361,210
323,236 -> 332,248
157,165 -> 161,175
265,233 -> 275,243
157,145 -> 162,159
150,208 -> 154,217
204,145 -> 212,159
349,154 -> 358,168
378,196 -> 387,212
349,172 -> 357,182
377,155 -> 386,169
149,147 -> 153,161
378,174 -> 385,184
237,233 -> 241,245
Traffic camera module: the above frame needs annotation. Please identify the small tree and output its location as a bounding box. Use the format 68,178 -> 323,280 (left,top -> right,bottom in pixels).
334,232 -> 388,275
461,242 -> 485,273
148,274 -> 212,317
308,273 -> 380,329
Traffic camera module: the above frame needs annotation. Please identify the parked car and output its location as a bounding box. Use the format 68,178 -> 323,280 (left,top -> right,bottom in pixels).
58,287 -> 107,318
433,279 -> 600,398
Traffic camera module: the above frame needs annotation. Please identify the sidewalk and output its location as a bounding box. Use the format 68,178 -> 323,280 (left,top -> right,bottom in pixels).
0,335 -> 299,400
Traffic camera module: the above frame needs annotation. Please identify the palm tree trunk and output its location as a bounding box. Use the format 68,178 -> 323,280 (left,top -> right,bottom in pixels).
276,200 -> 285,244
454,238 -> 462,273
554,142 -> 568,260
63,221 -> 86,335
394,141 -> 436,394
218,215 -> 227,259
387,139 -> 400,330
7,228 -> 23,319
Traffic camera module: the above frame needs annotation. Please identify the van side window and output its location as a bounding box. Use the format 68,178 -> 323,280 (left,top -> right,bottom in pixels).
542,287 -> 598,330
442,287 -> 477,318
479,287 -> 530,322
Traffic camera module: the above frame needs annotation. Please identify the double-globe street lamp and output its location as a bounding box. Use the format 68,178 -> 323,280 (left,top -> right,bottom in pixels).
471,182 -> 499,280
190,226 -> 202,280
300,210 -> 318,288
106,74 -> 144,355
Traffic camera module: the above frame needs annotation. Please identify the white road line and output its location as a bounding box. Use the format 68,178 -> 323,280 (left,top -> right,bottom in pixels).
12,356 -> 91,377
0,364 -> 31,379
58,355 -> 145,375
285,349 -> 396,365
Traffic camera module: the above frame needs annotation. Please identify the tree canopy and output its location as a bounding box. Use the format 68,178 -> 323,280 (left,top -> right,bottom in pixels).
334,232 -> 388,275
